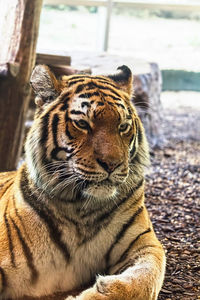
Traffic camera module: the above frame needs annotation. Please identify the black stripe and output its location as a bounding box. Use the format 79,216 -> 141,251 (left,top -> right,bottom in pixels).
10,217 -> 38,284
60,92 -> 71,111
12,197 -> 31,243
70,110 -> 85,115
97,101 -> 104,106
68,75 -> 93,81
68,76 -> 95,85
79,92 -> 99,99
0,177 -> 13,188
137,120 -> 143,145
61,91 -> 71,99
68,79 -> 85,86
3,202 -> 15,267
128,107 -> 132,115
115,259 -> 135,275
130,135 -> 137,157
60,102 -> 68,111
40,113 -> 50,145
21,169 -> 71,262
115,103 -> 125,109
65,123 -> 74,140
95,78 -> 119,89
65,111 -> 71,123
52,114 -> 59,147
72,80 -> 122,100
94,76 -> 109,81
116,173 -> 127,177
100,91 -> 123,102
0,266 -> 6,293
40,103 -> 60,145
77,83 -> 100,95
75,84 -> 86,94
105,206 -> 144,268
81,101 -> 91,108
115,228 -> 151,266
92,83 -> 122,98
115,245 -> 158,275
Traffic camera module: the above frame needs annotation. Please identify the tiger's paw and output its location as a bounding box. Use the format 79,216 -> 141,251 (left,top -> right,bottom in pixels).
65,274 -> 135,300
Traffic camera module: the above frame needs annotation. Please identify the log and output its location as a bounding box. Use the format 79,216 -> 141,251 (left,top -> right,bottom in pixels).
36,51 -> 91,77
0,0 -> 43,171
133,63 -> 164,148
45,65 -> 92,77
36,52 -> 71,66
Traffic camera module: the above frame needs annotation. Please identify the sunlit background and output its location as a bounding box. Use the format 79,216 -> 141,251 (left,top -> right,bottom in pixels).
39,1 -> 200,73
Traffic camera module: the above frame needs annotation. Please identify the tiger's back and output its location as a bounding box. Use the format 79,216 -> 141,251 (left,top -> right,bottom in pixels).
0,65 -> 165,300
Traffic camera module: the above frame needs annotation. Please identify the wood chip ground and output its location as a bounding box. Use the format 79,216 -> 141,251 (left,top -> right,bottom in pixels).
146,104 -> 200,300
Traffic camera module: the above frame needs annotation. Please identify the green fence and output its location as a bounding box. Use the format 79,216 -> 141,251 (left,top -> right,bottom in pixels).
162,70 -> 200,91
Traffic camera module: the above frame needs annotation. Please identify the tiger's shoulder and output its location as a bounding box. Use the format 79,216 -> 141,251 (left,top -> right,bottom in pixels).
0,171 -> 17,199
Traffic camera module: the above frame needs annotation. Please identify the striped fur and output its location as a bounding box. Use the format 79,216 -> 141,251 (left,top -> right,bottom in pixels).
0,65 -> 165,299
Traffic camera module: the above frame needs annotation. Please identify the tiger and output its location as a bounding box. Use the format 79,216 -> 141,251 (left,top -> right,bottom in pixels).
0,64 -> 166,300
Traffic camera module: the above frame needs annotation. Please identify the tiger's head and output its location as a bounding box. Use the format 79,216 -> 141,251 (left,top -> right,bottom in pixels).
26,65 -> 149,202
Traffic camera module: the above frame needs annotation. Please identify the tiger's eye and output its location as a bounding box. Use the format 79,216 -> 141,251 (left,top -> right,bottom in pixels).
119,123 -> 130,133
75,120 -> 90,130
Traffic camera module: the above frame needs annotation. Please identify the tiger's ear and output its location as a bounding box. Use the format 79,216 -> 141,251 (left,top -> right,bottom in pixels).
30,65 -> 61,106
107,65 -> 133,96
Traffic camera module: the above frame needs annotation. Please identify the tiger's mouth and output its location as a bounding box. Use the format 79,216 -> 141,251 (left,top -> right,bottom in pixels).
82,179 -> 117,200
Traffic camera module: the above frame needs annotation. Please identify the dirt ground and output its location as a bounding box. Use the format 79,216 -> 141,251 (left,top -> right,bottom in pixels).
146,92 -> 200,300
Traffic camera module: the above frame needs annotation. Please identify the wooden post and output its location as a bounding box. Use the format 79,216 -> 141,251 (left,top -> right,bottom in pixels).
97,0 -> 112,51
0,0 -> 43,171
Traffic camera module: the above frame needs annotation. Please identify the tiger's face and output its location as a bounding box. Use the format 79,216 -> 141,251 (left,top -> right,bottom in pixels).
60,88 -> 133,199
27,65 -> 148,202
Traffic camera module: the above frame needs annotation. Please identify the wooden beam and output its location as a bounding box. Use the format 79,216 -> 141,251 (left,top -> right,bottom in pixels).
114,1 -> 200,12
36,53 -> 71,66
43,0 -> 107,6
0,0 -> 43,171
43,0 -> 200,12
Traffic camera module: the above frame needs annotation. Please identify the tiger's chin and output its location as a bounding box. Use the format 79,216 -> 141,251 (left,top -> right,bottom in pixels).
83,182 -> 117,200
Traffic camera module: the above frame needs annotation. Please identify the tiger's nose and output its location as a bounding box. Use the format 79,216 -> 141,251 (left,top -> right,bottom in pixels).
96,158 -> 122,174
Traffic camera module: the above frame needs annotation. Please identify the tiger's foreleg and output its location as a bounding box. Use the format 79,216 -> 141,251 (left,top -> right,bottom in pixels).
66,242 -> 165,300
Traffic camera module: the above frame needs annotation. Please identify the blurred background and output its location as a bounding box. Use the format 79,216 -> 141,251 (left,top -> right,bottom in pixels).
39,0 -> 200,85
37,0 -> 200,143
